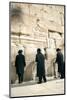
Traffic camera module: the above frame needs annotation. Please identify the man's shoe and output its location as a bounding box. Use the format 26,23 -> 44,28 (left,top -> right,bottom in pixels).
60,77 -> 64,79
37,81 -> 42,84
44,79 -> 47,82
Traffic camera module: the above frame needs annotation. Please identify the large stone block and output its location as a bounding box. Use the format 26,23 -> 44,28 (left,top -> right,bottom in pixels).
11,43 -> 18,83
56,39 -> 64,48
48,38 -> 56,48
49,31 -> 62,39
45,48 -> 56,76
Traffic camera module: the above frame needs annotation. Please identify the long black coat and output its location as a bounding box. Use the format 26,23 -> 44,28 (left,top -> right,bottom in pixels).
36,52 -> 45,77
56,52 -> 63,73
15,54 -> 26,75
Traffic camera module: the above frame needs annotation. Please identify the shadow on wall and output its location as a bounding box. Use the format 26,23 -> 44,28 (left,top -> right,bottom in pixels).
11,61 -> 36,84
46,58 -> 57,77
10,62 -> 18,84
10,56 -> 58,84
24,61 -> 35,81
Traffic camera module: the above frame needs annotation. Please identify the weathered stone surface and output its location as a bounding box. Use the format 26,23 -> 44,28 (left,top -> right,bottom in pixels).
11,3 -> 64,34
11,79 -> 64,97
10,3 -> 64,83
45,48 -> 56,76
49,31 -> 62,39
48,38 -> 56,48
56,39 -> 64,48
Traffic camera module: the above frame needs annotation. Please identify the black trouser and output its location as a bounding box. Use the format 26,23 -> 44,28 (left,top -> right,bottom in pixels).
39,75 -> 46,83
61,70 -> 65,78
61,62 -> 65,78
18,73 -> 23,83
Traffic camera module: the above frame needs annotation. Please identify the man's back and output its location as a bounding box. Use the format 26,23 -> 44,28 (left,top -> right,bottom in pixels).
15,54 -> 26,67
37,53 -> 44,63
57,52 -> 63,64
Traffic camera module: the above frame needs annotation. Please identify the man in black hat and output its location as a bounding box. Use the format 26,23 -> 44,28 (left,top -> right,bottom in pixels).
35,48 -> 46,84
55,48 -> 64,79
15,50 -> 26,83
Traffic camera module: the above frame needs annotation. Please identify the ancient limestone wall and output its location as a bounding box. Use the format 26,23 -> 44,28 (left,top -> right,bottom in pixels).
10,3 -> 64,83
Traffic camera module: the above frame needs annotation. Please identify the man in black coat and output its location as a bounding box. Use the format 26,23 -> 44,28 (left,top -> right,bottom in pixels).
15,50 -> 26,83
35,48 -> 46,84
55,48 -> 64,79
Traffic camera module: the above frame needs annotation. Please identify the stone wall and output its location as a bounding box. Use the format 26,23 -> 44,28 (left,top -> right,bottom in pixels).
10,3 -> 64,83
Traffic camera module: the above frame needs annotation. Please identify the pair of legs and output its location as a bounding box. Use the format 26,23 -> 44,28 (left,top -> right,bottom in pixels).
58,64 -> 65,79
38,75 -> 46,83
61,63 -> 65,78
60,71 -> 65,79
18,73 -> 23,83
58,71 -> 64,79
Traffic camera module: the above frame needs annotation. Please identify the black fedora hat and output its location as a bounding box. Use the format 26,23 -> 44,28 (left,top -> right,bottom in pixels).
56,48 -> 61,51
18,49 -> 23,53
37,48 -> 41,52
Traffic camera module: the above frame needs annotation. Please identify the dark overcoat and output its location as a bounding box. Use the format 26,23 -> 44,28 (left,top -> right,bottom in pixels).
15,54 -> 26,75
36,52 -> 45,77
56,52 -> 63,73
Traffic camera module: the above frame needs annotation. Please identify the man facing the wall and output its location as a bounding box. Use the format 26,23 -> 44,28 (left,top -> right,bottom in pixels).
35,48 -> 46,84
15,50 -> 26,83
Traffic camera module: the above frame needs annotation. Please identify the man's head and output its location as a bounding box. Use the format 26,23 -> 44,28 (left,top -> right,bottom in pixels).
18,50 -> 23,54
56,48 -> 61,52
37,48 -> 41,53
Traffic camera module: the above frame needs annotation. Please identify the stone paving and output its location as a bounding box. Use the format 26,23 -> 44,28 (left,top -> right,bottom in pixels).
10,78 -> 65,97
